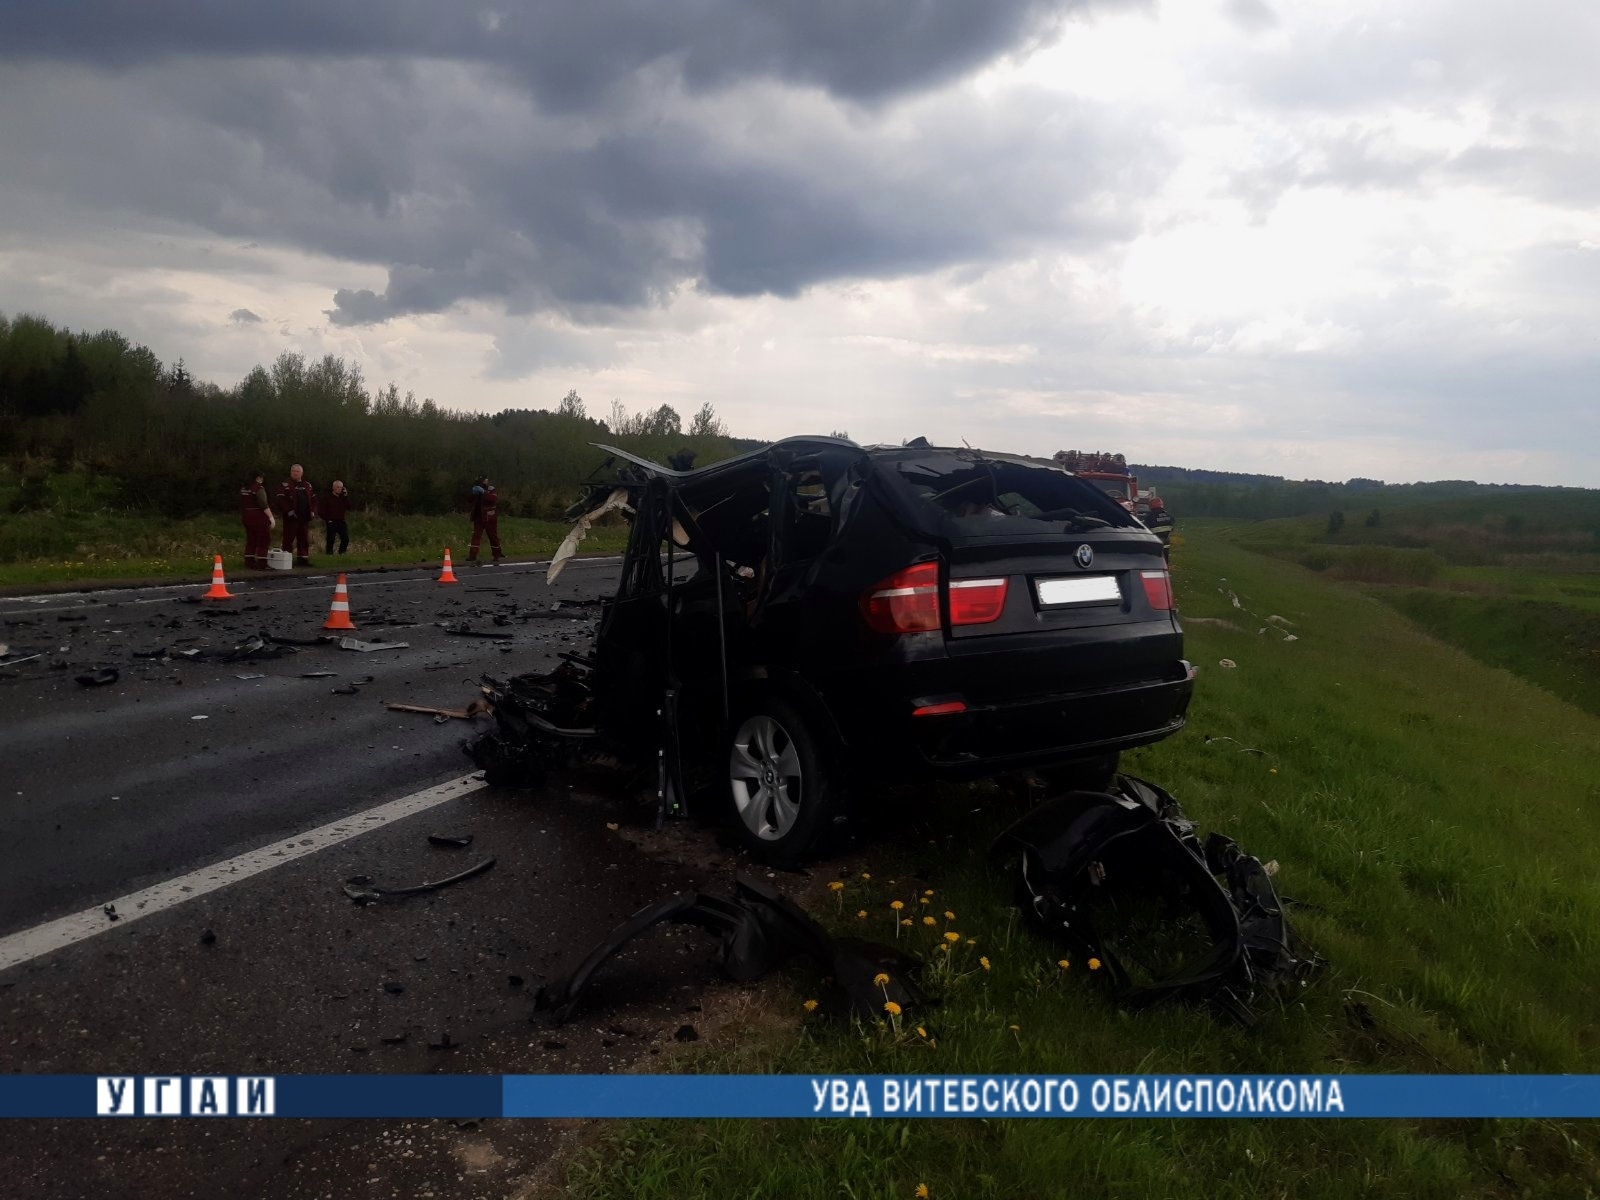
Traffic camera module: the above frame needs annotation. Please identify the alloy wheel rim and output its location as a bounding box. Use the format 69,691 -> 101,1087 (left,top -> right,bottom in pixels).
729,714 -> 803,840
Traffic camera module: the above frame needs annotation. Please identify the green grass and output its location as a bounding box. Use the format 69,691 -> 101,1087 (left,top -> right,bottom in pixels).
559,520 -> 1600,1200
0,509 -> 629,588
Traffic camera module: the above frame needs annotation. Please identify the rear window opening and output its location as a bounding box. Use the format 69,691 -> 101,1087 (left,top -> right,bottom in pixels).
888,458 -> 1139,533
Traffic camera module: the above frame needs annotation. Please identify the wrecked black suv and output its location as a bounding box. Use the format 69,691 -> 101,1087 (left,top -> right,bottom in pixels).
470,436 -> 1195,861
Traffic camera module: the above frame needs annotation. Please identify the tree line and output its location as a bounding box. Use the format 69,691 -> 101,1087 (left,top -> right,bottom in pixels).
0,313 -> 756,519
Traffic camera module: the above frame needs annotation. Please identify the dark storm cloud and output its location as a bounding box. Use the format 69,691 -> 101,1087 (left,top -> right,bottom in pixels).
0,44 -> 1152,329
229,308 -> 263,324
0,0 -> 1143,332
4,0 -> 1095,109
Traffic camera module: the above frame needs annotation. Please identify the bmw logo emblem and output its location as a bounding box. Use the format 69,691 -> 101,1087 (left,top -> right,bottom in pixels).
1075,543 -> 1095,568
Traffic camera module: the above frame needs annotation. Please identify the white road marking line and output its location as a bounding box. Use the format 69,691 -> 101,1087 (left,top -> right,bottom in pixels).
0,555 -> 622,616
0,772 -> 489,973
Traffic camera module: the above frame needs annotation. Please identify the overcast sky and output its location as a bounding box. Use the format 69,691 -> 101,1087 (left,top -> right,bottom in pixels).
3,0 -> 1597,485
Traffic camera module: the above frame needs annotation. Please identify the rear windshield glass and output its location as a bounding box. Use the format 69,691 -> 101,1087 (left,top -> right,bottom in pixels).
884,456 -> 1140,534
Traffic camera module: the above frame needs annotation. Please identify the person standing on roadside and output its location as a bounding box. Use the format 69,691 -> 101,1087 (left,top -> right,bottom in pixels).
468,474 -> 503,564
275,463 -> 318,567
323,479 -> 352,556
239,469 -> 274,570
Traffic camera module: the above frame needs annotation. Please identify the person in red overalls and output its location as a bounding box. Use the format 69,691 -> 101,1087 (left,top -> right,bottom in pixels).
468,475 -> 503,564
275,463 -> 318,567
239,470 -> 274,569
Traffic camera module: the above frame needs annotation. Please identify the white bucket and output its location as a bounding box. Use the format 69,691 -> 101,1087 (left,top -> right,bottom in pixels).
266,549 -> 294,570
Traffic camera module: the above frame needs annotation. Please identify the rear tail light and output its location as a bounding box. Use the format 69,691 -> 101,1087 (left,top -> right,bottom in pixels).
1140,569 -> 1173,611
912,700 -> 968,717
860,562 -> 940,633
948,577 -> 1008,625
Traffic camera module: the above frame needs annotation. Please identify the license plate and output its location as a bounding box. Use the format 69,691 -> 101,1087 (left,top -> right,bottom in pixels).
1036,575 -> 1121,606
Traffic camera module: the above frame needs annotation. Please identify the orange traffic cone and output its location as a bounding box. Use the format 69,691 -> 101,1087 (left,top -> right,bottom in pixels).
323,573 -> 357,630
437,548 -> 459,584
202,555 -> 234,600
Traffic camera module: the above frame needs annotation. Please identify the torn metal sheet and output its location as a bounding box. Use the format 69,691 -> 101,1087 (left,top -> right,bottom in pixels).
548,486 -> 632,584
341,857 -> 496,905
536,872 -> 926,1024
337,636 -> 410,652
993,774 -> 1319,1026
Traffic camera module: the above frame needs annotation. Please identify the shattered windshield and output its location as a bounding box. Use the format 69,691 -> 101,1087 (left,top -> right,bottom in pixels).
886,456 -> 1139,533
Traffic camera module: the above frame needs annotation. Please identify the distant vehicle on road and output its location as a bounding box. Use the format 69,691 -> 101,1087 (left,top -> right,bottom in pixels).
1054,450 -> 1173,559
472,437 -> 1194,862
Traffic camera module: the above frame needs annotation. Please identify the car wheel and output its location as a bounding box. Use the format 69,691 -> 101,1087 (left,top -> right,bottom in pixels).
726,695 -> 842,863
1035,751 -> 1121,796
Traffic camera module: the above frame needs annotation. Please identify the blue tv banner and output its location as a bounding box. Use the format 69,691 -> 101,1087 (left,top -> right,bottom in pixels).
3,1074 -> 1599,1119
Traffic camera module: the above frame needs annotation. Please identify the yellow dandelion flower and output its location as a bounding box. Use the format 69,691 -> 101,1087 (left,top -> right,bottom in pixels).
943,931 -> 960,943
916,1186 -> 930,1199
922,915 -> 936,926
944,910 -> 956,921
861,873 -> 872,881
980,956 -> 991,971
900,918 -> 913,927
1088,957 -> 1103,970
890,900 -> 904,911
936,943 -> 949,952
884,1001 -> 903,1016
1008,1024 -> 1020,1032
873,972 -> 890,988
856,909 -> 868,920
916,1026 -> 928,1039
802,999 -> 819,1013
919,896 -> 930,905
965,938 -> 976,946
1057,958 -> 1071,970
1270,767 -> 1278,775
923,889 -> 935,897
828,881 -> 845,892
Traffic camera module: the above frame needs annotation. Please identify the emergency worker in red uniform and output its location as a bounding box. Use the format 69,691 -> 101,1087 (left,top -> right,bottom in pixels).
275,463 -> 318,567
239,470 -> 275,569
468,475 -> 503,564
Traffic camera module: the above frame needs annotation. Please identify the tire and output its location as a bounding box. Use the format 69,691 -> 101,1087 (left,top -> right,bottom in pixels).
1035,751 -> 1121,796
725,694 -> 845,863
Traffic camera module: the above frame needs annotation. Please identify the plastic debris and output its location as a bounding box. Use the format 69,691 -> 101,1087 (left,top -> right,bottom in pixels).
342,857 -> 497,905
75,668 -> 119,687
1219,658 -> 1237,669
427,833 -> 474,849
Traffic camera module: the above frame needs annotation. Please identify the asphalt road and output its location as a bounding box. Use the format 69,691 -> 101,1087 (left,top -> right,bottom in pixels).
0,557 -> 788,1199
0,557 -> 622,936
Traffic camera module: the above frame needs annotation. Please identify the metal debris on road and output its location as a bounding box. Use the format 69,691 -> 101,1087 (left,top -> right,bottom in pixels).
341,857 -> 497,905
427,833 -> 474,848
74,668 -> 119,687
234,673 -> 266,681
338,636 -> 410,652
0,652 -> 43,669
438,622 -> 513,640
